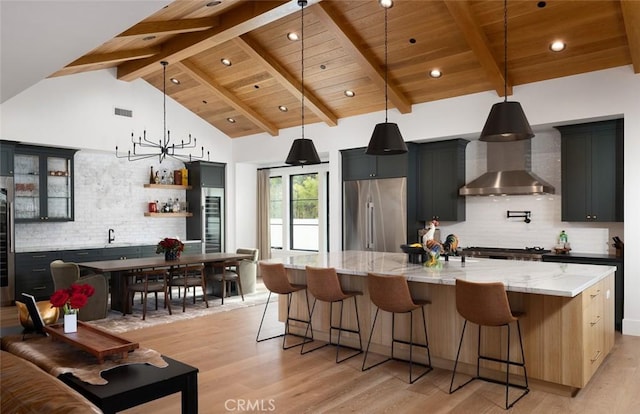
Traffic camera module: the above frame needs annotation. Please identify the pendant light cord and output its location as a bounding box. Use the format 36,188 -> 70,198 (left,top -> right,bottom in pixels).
162,61 -> 168,145
300,1 -> 305,139
503,0 -> 508,102
384,6 -> 389,122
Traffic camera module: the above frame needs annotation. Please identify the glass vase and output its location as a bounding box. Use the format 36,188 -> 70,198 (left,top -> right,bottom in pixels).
165,251 -> 180,261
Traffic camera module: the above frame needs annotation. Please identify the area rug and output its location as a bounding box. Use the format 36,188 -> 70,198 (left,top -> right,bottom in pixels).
87,284 -> 272,334
1,334 -> 167,385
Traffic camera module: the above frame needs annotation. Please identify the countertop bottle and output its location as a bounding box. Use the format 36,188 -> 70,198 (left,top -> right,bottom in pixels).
559,230 -> 568,247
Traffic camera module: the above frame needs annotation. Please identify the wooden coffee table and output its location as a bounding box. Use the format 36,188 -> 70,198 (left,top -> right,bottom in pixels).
44,321 -> 139,363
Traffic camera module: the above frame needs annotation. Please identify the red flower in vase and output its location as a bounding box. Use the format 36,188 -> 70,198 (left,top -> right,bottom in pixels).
50,283 -> 95,314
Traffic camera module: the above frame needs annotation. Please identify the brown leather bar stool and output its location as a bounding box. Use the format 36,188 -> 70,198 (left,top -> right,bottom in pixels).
362,273 -> 432,383
449,279 -> 529,409
256,262 -> 313,349
212,260 -> 244,305
170,264 -> 208,312
123,268 -> 172,320
301,266 -> 363,363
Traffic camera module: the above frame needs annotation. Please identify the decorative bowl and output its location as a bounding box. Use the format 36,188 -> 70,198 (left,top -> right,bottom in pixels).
16,300 -> 60,329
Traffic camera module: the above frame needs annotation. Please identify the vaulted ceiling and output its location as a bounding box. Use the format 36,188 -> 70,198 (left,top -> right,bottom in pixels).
51,0 -> 640,139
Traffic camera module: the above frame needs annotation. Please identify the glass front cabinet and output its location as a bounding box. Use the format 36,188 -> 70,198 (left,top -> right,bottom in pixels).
13,145 -> 77,222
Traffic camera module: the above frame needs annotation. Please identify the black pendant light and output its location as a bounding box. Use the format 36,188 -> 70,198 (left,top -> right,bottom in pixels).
366,0 -> 407,155
285,0 -> 321,166
479,0 -> 534,142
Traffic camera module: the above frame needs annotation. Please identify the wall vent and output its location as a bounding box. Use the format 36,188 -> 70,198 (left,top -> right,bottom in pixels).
114,107 -> 133,118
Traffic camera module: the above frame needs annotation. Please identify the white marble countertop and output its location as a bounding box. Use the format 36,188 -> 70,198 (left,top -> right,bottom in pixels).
265,250 -> 617,298
17,239 -> 202,253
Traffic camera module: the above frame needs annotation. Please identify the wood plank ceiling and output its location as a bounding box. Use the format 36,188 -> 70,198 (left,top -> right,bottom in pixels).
52,0 -> 640,139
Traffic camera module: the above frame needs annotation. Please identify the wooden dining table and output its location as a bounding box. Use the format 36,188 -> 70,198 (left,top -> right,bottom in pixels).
77,252 -> 253,313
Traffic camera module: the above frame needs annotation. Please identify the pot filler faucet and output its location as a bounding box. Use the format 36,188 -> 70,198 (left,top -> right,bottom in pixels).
108,228 -> 115,244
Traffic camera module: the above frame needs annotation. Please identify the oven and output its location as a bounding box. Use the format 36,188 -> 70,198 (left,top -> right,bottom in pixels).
461,247 -> 550,261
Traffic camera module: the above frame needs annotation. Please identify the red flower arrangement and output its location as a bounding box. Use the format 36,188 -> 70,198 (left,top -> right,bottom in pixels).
156,237 -> 185,255
50,283 -> 95,315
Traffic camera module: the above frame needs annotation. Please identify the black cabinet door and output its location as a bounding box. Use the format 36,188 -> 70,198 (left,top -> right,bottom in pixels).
341,147 -> 407,180
0,141 -> 15,176
416,139 -> 468,222
558,119 -> 623,222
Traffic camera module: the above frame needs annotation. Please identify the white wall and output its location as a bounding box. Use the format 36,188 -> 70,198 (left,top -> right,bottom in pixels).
1,66 -> 638,335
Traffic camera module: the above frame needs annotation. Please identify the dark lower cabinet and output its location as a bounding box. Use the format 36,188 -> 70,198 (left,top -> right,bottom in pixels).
543,253 -> 624,331
14,243 -> 202,301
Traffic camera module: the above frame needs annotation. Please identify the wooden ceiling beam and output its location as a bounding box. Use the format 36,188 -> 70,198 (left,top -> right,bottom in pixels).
175,60 -> 279,136
64,47 -> 160,69
313,2 -> 411,114
117,0 -> 320,82
235,36 -> 338,127
444,0 -> 511,97
620,0 -> 640,74
117,17 -> 220,38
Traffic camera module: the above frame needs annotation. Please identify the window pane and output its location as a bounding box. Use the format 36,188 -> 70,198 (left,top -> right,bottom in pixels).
269,176 -> 283,249
290,174 -> 318,251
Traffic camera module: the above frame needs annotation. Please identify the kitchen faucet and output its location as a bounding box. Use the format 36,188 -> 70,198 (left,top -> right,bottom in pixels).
108,228 -> 115,244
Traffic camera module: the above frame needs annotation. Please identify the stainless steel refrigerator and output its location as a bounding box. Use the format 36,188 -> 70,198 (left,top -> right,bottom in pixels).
343,178 -> 407,252
1,176 -> 15,305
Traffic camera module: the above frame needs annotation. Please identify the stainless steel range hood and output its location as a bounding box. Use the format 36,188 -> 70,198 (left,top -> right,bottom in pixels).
459,140 -> 555,196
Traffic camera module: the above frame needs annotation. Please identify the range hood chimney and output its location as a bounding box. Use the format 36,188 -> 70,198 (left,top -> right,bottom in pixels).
459,140 -> 555,196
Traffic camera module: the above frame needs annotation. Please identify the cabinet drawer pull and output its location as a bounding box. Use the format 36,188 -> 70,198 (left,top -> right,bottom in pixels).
33,268 -> 47,272
590,350 -> 602,363
590,315 -> 601,326
76,252 -> 89,256
590,290 -> 600,299
32,255 -> 48,258
32,286 -> 47,291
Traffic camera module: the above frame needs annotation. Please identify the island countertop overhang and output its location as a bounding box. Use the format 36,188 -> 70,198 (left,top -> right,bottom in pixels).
265,250 -> 616,298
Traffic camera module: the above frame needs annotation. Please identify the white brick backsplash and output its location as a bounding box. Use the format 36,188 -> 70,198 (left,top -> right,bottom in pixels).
15,151 -> 190,251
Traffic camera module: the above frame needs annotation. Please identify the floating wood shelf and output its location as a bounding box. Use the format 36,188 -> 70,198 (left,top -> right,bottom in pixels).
143,184 -> 192,190
144,212 -> 193,217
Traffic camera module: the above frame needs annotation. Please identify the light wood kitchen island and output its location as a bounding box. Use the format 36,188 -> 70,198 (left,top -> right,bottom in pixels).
265,251 -> 616,395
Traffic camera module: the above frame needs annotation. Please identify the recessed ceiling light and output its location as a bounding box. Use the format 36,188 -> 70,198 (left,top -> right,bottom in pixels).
221,58 -> 232,66
344,90 -> 356,97
549,40 -> 566,52
429,69 -> 442,78
206,1 -> 222,7
278,105 -> 288,112
170,77 -> 180,85
202,100 -> 208,104
226,117 -> 236,123
142,35 -> 156,41
287,32 -> 299,41
379,0 -> 393,8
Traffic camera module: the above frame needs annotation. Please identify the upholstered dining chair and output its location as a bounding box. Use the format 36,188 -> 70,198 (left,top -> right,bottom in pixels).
256,262 -> 313,349
301,266 -> 363,363
449,279 -> 529,409
362,273 -> 432,383
49,260 -> 108,321
211,260 -> 244,305
123,268 -> 172,320
170,264 -> 208,312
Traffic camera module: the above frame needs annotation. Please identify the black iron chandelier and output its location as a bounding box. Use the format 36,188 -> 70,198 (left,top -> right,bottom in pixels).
116,61 -> 210,163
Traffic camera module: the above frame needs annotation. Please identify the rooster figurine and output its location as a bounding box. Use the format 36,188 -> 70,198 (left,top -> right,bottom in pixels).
422,218 -> 440,250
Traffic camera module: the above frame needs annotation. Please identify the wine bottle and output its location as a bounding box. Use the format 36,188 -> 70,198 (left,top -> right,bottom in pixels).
149,166 -> 155,184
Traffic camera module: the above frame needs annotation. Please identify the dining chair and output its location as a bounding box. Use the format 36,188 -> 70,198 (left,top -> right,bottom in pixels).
124,268 -> 172,320
170,264 -> 208,312
211,260 -> 244,305
50,260 -> 108,321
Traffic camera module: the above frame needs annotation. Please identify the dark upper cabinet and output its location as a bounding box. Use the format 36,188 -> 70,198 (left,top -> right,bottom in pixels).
0,141 -> 16,176
13,145 -> 77,222
187,161 -> 225,188
412,139 -> 468,222
557,119 -> 623,222
341,147 -> 407,181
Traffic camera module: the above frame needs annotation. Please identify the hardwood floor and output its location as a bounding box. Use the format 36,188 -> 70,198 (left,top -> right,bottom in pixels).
1,301 -> 639,413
